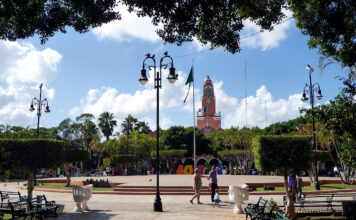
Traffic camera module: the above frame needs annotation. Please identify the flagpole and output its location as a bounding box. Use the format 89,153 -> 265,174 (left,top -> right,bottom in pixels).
192,59 -> 196,169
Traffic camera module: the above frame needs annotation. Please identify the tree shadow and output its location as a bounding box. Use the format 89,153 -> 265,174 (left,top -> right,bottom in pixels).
54,209 -> 117,220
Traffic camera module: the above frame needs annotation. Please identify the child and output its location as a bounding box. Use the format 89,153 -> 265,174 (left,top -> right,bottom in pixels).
213,189 -> 220,208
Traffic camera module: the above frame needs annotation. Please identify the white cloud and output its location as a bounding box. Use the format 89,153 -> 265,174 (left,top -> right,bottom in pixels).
93,5 -> 161,42
70,69 -> 189,130
241,10 -> 293,50
0,41 -> 62,126
192,37 -> 210,52
93,5 -> 293,52
72,70 -> 311,130
223,85 -> 308,128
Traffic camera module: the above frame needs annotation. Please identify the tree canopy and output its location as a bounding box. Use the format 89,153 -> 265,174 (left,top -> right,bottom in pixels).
160,126 -> 213,156
1,1 -> 354,69
304,80 -> 356,178
290,0 -> 356,67
123,0 -> 286,53
0,0 -> 119,43
253,135 -> 312,173
252,135 -> 312,217
0,139 -> 67,171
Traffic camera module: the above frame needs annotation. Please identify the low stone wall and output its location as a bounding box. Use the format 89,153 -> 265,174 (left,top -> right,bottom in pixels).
246,179 -> 348,188
82,180 -> 120,188
37,179 -> 121,188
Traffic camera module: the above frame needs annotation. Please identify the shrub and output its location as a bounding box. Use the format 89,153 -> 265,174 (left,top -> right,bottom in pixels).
0,139 -> 68,171
252,135 -> 312,218
110,155 -> 136,166
103,158 -> 111,167
150,149 -> 187,158
253,135 -> 311,173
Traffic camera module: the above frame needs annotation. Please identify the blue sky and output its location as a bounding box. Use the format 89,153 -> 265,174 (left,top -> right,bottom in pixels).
0,7 -> 346,133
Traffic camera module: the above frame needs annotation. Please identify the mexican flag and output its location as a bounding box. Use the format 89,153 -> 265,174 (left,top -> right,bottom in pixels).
183,66 -> 194,103
199,106 -> 207,112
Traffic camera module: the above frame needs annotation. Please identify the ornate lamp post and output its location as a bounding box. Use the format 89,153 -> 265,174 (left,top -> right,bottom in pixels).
29,83 -> 50,138
301,65 -> 323,190
139,52 -> 177,212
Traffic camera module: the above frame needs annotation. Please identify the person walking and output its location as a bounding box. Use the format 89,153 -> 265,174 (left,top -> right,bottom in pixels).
333,166 -> 338,177
190,168 -> 203,204
208,165 -> 218,203
296,173 -> 303,202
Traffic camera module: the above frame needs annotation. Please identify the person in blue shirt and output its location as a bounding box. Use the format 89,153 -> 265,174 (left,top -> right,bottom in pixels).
288,173 -> 297,201
288,173 -> 294,189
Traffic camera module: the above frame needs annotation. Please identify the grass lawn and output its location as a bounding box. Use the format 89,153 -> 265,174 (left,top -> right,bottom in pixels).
3,214 -> 42,220
255,183 -> 356,192
311,217 -> 346,220
2,214 -> 11,220
35,183 -> 113,191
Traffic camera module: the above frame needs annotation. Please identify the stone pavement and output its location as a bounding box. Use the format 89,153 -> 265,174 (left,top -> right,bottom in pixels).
0,175 -> 341,220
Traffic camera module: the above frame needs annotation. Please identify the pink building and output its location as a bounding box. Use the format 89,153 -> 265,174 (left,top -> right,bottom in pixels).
197,76 -> 222,135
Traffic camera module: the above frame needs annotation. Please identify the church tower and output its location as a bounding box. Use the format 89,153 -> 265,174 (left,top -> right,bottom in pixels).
197,76 -> 221,134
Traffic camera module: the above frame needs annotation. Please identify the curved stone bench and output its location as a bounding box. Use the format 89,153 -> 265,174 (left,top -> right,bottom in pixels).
228,184 -> 249,214
72,184 -> 93,212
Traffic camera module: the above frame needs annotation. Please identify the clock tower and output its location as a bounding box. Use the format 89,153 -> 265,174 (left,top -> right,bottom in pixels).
197,76 -> 221,134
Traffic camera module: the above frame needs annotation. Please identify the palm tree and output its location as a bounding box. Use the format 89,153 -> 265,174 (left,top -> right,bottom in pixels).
0,124 -> 12,138
135,121 -> 151,134
54,118 -> 77,141
98,112 -> 117,141
121,114 -> 138,154
75,113 -> 99,155
89,134 -> 104,169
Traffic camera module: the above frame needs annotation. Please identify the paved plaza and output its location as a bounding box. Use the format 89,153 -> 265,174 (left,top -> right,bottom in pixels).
0,175 -> 341,220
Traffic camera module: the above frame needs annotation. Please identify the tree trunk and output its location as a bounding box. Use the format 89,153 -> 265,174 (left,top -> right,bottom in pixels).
339,163 -> 354,184
307,168 -> 315,185
340,167 -> 352,184
27,171 -> 34,200
284,172 -> 296,218
331,135 -> 352,184
66,171 -> 71,187
63,163 -> 72,187
97,152 -> 102,170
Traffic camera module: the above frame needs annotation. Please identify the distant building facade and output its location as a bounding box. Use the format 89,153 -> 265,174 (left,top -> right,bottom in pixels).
197,76 -> 221,135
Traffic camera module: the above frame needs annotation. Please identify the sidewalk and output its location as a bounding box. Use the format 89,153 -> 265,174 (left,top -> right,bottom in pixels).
0,175 -> 342,219
1,181 -> 246,219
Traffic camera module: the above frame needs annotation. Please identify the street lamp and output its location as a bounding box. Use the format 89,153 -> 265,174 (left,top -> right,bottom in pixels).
139,51 -> 177,212
301,64 -> 323,190
29,83 -> 50,138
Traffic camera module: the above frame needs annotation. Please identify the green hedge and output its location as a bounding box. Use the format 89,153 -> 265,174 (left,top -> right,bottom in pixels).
64,148 -> 89,163
217,149 -> 249,158
110,155 -> 136,166
0,139 -> 69,171
103,158 -> 110,167
151,149 -> 187,158
311,150 -> 333,163
252,135 -> 312,173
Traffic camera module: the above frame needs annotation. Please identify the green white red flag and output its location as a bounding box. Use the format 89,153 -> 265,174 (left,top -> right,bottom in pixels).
183,66 -> 194,103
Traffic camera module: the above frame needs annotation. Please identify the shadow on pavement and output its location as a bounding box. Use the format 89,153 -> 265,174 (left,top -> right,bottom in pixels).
55,210 -> 117,220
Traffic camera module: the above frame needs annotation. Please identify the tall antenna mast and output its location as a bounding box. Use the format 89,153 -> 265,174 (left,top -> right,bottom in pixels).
244,62 -> 248,128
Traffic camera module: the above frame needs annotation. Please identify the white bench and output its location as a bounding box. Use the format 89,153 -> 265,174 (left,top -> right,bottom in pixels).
72,184 -> 93,212
228,184 -> 249,214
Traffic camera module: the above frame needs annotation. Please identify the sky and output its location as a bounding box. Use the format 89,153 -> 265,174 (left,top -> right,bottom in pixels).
0,6 -> 347,133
